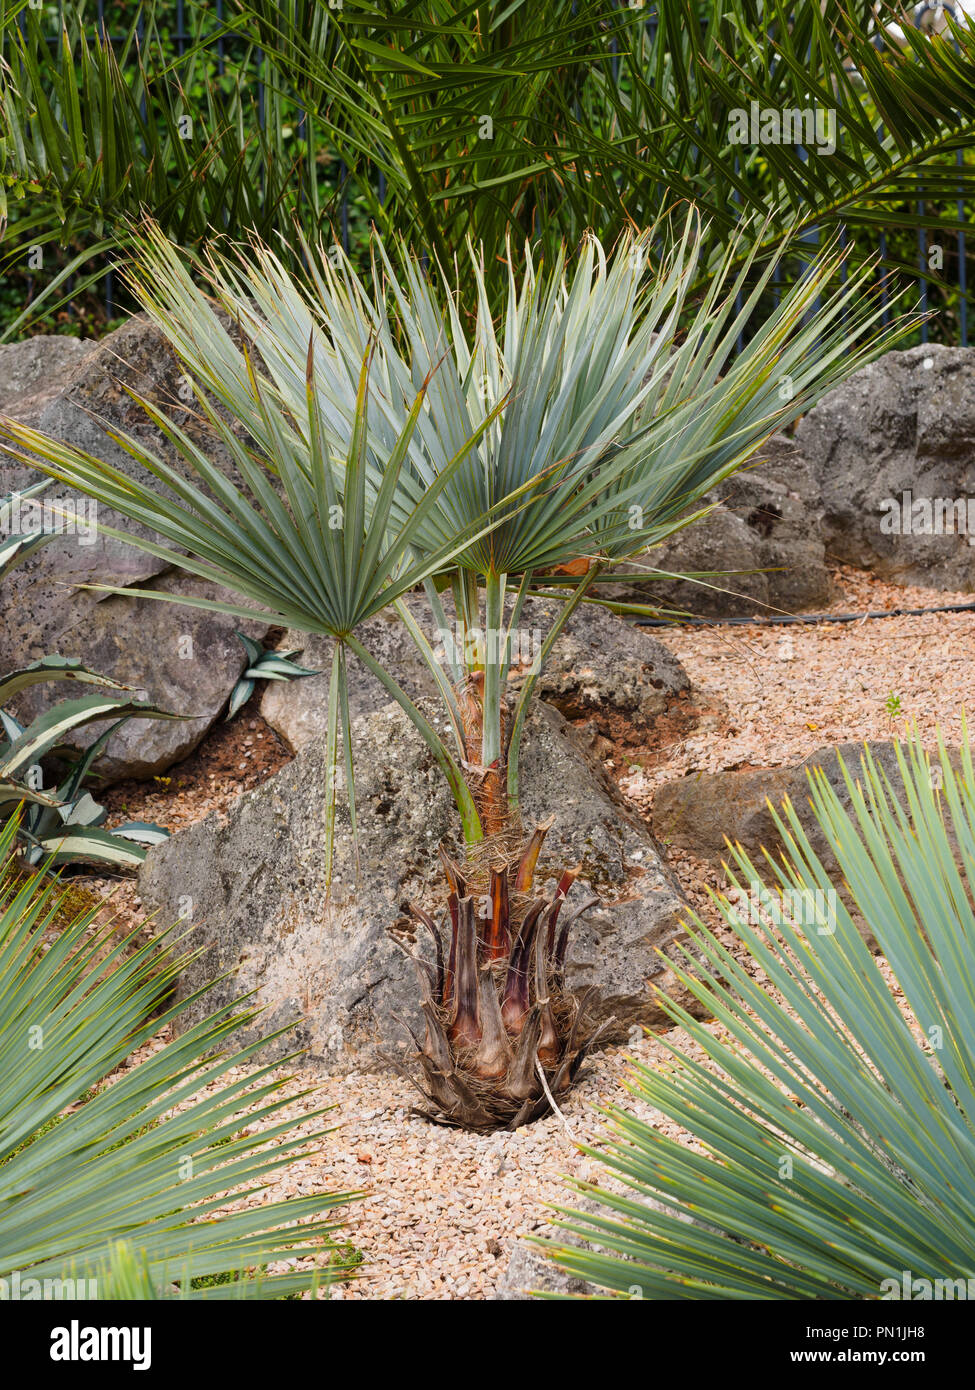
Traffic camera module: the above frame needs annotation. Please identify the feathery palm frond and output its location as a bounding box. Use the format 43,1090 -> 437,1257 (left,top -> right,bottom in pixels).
243,0 -> 975,307
0,1 -> 318,336
5,2 -> 975,326
562,2 -> 975,272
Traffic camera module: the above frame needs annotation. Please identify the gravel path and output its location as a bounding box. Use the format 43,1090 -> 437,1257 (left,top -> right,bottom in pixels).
161,1024 -> 685,1301
618,564 -> 975,808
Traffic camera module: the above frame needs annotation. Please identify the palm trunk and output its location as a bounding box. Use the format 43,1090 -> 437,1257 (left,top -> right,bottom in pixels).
389,615 -> 610,1130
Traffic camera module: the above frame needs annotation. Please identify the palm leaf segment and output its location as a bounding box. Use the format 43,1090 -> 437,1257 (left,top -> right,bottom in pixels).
120,212 -> 911,583
0,813 -> 361,1297
545,728 -> 975,1298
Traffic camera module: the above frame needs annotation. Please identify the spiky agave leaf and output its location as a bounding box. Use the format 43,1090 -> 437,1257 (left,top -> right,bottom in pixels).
0,655 -> 140,705
18,824 -> 158,869
539,726 -> 975,1298
0,663 -> 177,868
226,631 -> 319,722
0,480 -> 55,580
0,695 -> 180,781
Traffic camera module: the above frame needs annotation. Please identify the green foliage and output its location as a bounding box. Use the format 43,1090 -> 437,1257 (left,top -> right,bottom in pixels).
1,480 -> 176,866
0,811 -> 362,1298
169,0 -> 975,312
0,0 -> 355,335
0,218 -> 920,861
328,1239 -> 364,1275
0,655 -> 176,867
3,2 -> 975,334
227,631 -> 318,721
543,729 -> 975,1299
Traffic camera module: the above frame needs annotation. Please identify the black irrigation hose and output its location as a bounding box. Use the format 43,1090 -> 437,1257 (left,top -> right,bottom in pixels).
634,601 -> 975,628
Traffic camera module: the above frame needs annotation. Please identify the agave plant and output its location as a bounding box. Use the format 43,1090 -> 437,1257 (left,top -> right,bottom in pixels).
0,812 -> 360,1297
0,654 -> 175,868
0,479 -> 57,579
542,729 -> 975,1298
1,481 -> 175,866
0,216 -> 918,1129
227,632 -> 318,721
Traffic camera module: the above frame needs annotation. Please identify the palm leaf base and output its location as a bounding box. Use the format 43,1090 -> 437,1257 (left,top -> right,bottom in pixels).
388,828 -> 610,1132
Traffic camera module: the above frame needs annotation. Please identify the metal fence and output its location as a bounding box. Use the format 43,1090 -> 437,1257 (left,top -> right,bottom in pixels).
7,1 -> 974,345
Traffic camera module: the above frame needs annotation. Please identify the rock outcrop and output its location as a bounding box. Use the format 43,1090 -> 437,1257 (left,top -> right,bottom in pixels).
0,324 -> 268,779
604,435 -> 831,617
796,344 -> 975,591
140,702 -> 697,1071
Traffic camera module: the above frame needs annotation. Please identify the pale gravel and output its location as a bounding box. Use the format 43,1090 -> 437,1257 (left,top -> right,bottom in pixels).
78,564 -> 971,1298
619,564 -> 975,810
148,1024 -> 692,1301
